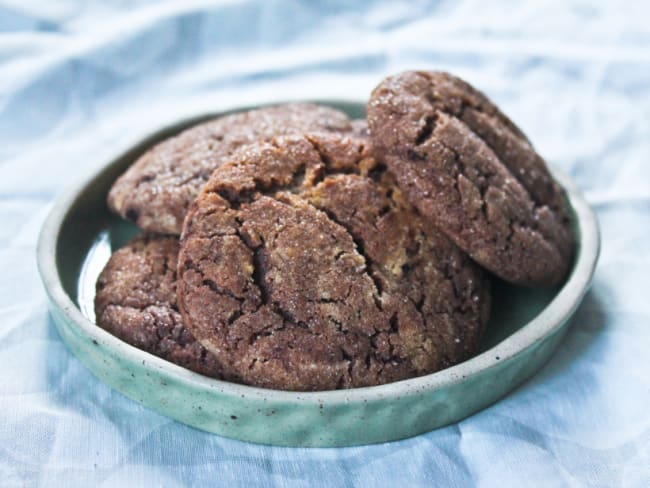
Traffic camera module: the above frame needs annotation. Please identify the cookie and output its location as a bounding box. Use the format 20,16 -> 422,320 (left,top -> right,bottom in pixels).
177,133 -> 490,391
368,71 -> 575,286
94,234 -> 223,378
108,103 -> 353,235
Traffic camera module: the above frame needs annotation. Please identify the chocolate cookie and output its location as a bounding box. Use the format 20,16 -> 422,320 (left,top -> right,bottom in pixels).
108,103 -> 353,235
368,71 -> 575,286
177,133 -> 490,391
95,234 -> 223,378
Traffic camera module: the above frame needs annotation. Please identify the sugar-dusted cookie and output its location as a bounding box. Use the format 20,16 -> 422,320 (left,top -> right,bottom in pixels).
177,133 -> 490,391
95,234 -> 223,378
108,103 -> 353,234
368,71 -> 574,286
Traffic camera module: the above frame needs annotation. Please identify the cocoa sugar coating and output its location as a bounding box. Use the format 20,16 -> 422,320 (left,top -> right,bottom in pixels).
108,103 -> 353,235
178,133 -> 490,391
367,70 -> 574,286
95,234 -> 223,378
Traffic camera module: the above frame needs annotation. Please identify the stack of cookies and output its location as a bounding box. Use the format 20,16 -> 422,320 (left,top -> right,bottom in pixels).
95,71 -> 575,391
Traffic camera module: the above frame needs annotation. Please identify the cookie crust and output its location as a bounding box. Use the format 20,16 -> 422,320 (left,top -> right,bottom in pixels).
368,71 -> 574,286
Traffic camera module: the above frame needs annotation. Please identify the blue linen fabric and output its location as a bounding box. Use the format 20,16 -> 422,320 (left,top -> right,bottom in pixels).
1,1 -> 649,486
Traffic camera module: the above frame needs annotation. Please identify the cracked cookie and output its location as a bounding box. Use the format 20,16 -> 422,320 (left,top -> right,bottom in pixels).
177,133 -> 490,391
368,71 -> 575,286
108,103 -> 353,235
95,234 -> 223,378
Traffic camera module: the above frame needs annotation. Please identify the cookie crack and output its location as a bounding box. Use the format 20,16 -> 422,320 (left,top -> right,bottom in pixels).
215,187 -> 255,209
415,114 -> 437,146
230,226 -> 270,312
338,348 -> 354,388
214,164 -> 309,208
434,134 -> 533,255
304,136 -> 335,174
248,323 -> 276,346
202,278 -> 246,304
366,162 -> 387,183
304,136 -> 363,181
251,244 -> 270,305
312,205 -> 385,313
182,258 -> 248,311
234,218 -> 310,335
274,304 -> 310,331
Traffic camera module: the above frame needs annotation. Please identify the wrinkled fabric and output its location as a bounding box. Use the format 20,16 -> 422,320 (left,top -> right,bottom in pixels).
1,1 -> 649,486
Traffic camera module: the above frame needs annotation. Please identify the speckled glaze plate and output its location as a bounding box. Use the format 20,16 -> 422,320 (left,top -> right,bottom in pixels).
37,101 -> 600,447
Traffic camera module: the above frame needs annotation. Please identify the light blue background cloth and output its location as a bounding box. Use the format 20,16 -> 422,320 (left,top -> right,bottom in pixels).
1,1 -> 649,486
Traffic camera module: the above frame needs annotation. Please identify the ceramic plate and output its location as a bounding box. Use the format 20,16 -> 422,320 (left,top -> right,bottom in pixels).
37,101 -> 600,447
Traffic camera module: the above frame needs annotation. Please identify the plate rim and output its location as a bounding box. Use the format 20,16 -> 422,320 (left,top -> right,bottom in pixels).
36,99 -> 601,405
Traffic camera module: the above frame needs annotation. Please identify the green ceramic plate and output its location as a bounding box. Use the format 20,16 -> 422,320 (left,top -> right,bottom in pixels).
37,101 -> 600,447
